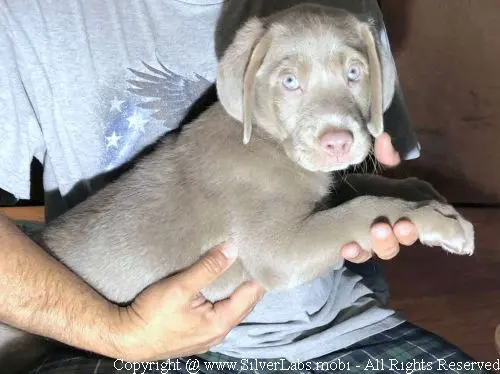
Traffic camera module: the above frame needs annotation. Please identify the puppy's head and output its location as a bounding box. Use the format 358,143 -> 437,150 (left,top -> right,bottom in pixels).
217,4 -> 397,172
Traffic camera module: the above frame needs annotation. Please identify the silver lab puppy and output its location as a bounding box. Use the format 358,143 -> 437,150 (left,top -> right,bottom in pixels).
0,4 -> 474,372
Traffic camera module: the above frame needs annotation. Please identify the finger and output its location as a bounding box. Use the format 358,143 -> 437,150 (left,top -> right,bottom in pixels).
371,222 -> 400,260
341,242 -> 372,264
213,281 -> 265,328
172,243 -> 238,297
393,220 -> 419,246
190,292 -> 209,308
374,133 -> 401,168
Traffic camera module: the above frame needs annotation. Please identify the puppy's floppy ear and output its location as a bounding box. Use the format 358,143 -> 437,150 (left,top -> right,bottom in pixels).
359,22 -> 397,138
217,18 -> 271,144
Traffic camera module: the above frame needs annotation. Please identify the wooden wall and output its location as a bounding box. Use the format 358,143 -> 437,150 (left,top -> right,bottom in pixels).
379,0 -> 500,361
380,0 -> 500,204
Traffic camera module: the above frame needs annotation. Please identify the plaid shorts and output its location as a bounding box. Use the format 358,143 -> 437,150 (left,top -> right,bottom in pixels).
29,321 -> 494,374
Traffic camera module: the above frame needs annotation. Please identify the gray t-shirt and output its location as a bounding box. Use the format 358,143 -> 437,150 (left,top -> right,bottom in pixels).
0,0 -> 417,362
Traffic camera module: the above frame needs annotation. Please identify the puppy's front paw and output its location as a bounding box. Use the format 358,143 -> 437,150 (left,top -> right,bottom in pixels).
411,201 -> 475,255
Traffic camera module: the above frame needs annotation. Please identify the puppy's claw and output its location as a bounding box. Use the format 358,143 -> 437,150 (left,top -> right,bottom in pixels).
415,203 -> 475,256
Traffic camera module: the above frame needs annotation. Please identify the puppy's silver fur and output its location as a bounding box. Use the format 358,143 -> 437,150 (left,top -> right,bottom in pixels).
0,4 -> 474,372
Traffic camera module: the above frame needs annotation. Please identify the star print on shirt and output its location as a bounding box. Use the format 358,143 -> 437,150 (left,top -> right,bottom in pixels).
126,110 -> 147,133
99,56 -> 211,173
109,97 -> 125,113
105,131 -> 121,149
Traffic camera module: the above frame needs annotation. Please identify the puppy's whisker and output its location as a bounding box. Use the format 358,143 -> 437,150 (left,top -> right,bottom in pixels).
344,177 -> 358,194
373,154 -> 382,175
369,154 -> 377,175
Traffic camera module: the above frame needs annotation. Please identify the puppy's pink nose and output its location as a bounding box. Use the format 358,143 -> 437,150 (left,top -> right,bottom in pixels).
319,129 -> 353,156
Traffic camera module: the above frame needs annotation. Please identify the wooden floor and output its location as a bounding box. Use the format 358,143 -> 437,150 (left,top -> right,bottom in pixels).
0,206 -> 45,222
2,206 -> 499,362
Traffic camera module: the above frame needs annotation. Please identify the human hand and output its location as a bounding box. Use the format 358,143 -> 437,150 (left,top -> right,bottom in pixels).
112,243 -> 264,362
341,220 -> 419,262
373,132 -> 401,168
340,132 -> 418,262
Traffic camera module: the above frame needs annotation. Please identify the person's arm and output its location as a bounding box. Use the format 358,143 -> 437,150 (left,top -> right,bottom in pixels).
0,212 -> 263,361
0,213 -> 122,356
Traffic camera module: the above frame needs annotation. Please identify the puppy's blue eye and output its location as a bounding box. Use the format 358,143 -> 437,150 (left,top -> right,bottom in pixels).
347,65 -> 362,82
282,74 -> 300,90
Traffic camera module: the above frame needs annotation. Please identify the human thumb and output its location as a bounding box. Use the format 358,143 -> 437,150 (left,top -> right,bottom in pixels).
172,242 -> 238,296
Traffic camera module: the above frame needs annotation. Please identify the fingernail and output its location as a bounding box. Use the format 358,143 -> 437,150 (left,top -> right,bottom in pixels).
385,134 -> 393,147
398,226 -> 411,236
221,244 -> 238,259
384,135 -> 400,158
374,226 -> 390,239
344,246 -> 359,259
190,294 -> 207,308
